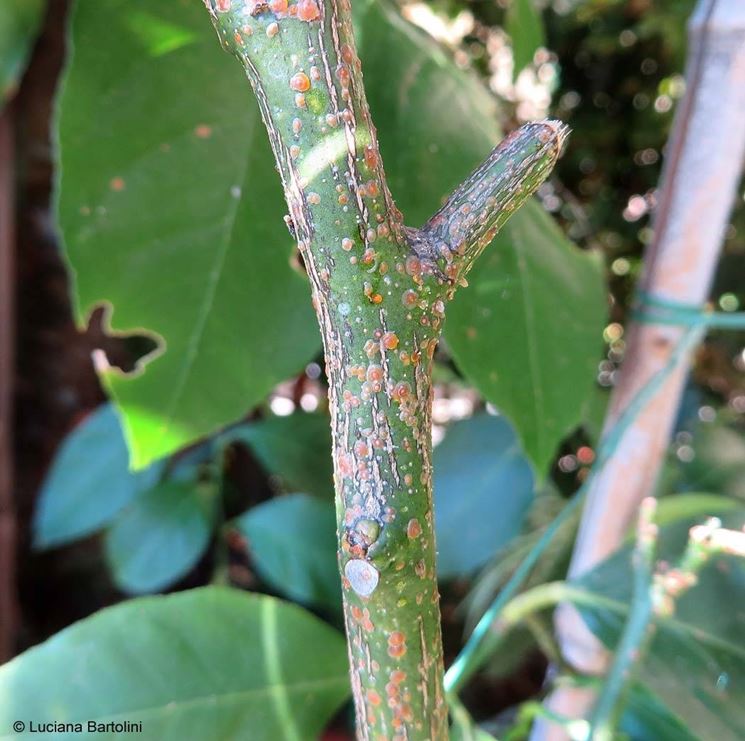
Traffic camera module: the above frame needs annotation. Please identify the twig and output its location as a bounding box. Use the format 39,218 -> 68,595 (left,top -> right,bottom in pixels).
587,498 -> 658,740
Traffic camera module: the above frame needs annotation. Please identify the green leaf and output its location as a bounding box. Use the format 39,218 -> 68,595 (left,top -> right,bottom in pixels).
0,587 -> 350,740
446,207 -> 606,474
33,405 -> 162,549
355,0 -> 606,475
505,0 -> 545,77
577,510 -> 745,741
234,493 -> 341,611
55,0 -> 319,468
0,0 -> 45,102
104,481 -> 214,594
224,413 -> 333,498
652,493 -> 740,531
434,414 -> 535,579
620,683 -> 699,741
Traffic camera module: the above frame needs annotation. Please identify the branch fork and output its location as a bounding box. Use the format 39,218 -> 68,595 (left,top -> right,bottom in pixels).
204,1 -> 566,737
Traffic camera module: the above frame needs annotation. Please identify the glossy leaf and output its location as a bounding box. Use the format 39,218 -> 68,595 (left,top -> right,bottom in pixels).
434,414 -> 535,579
505,0 -> 545,76
56,0 -> 319,468
104,481 -> 215,594
577,510 -> 745,741
33,405 -> 162,549
224,413 -> 333,498
446,207 -> 606,474
0,588 -> 350,740
0,0 -> 45,102
234,493 -> 340,611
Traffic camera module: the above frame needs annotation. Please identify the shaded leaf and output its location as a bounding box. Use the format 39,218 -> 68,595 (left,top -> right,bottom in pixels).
56,0 -> 319,468
104,481 -> 214,593
33,405 -> 162,549
434,414 -> 535,579
0,588 -> 350,740
0,0 -> 45,102
234,493 -> 340,611
225,413 -> 333,498
505,0 -> 545,76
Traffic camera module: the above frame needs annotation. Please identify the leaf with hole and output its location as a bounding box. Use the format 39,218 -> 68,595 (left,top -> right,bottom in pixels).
56,0 -> 319,469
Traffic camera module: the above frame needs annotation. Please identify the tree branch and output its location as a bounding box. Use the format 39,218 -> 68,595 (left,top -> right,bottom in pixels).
204,1 -> 565,737
414,121 -> 568,285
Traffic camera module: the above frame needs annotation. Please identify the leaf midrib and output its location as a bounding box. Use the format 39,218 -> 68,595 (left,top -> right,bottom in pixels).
157,122 -> 258,444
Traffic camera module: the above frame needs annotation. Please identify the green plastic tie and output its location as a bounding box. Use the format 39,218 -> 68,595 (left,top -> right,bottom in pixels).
631,291 -> 745,330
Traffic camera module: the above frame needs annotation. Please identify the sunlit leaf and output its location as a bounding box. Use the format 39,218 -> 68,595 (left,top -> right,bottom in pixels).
56,0 -> 319,468
505,0 -> 545,76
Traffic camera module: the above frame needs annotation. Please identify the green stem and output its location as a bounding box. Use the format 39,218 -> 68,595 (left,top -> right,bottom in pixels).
445,326 -> 704,695
445,493 -> 583,694
588,499 -> 657,740
204,2 -> 564,737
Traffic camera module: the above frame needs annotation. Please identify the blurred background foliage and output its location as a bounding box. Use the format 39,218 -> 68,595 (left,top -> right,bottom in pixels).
2,0 -> 744,738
